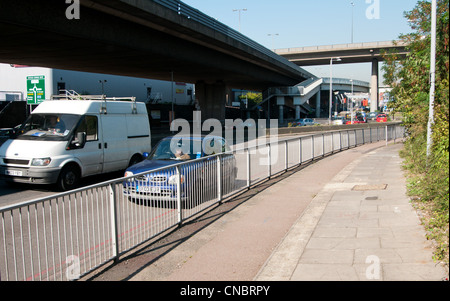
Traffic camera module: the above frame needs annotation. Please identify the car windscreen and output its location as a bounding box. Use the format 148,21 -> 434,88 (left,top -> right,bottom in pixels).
149,138 -> 204,161
15,114 -> 81,141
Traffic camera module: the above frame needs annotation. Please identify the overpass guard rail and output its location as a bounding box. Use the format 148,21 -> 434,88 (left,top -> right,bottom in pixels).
0,124 -> 404,281
153,0 -> 304,74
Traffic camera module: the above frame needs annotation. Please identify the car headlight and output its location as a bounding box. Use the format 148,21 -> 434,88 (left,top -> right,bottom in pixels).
31,157 -> 52,166
124,171 -> 134,182
168,174 -> 184,185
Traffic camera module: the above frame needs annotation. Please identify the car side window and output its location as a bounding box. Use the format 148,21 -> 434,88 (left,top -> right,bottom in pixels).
221,138 -> 231,153
203,138 -> 225,156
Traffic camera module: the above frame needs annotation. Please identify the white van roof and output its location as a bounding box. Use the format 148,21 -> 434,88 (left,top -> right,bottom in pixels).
32,100 -> 147,115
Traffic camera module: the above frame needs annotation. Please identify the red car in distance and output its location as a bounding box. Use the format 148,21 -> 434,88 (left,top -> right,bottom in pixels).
376,114 -> 388,122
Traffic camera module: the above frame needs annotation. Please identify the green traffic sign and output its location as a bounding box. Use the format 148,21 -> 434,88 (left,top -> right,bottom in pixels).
27,75 -> 45,104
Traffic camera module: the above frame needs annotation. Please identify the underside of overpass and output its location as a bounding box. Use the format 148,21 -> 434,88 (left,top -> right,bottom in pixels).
0,0 -> 313,121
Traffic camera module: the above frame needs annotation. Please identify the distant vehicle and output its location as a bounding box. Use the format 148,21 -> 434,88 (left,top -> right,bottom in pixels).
345,116 -> 366,124
376,114 -> 388,122
123,135 -> 237,208
368,112 -> 379,121
295,118 -> 316,126
357,115 -> 367,123
331,117 -> 345,125
0,98 -> 151,191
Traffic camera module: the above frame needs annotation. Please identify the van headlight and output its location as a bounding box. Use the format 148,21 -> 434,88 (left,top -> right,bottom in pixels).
168,174 -> 184,185
31,157 -> 52,166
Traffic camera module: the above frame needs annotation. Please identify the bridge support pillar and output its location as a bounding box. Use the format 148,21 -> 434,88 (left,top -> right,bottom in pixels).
295,105 -> 301,120
315,90 -> 321,118
277,96 -> 285,125
370,58 -> 379,112
195,81 -> 229,122
293,96 -> 301,119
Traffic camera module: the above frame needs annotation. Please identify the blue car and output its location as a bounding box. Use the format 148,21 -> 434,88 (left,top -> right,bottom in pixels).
123,135 -> 237,208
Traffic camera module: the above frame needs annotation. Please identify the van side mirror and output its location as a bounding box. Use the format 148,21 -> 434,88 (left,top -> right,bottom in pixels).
76,132 -> 86,147
68,132 -> 86,149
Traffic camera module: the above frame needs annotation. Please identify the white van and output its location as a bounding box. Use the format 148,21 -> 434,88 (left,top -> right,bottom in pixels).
0,98 -> 151,190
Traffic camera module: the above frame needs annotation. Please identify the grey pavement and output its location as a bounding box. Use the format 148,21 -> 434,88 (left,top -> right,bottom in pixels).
128,141 -> 448,281
255,142 -> 448,281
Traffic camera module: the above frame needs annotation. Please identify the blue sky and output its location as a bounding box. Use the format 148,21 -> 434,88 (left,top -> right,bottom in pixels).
181,0 -> 420,83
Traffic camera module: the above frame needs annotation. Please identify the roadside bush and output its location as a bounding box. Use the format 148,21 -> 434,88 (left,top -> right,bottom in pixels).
383,0 -> 449,266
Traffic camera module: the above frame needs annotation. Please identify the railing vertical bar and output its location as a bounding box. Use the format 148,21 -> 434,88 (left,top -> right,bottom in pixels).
299,137 -> 302,165
34,204 -> 41,281
55,198 -> 62,281
41,202 -> 49,281
18,207 -> 26,281
246,149 -> 251,189
26,205 -> 34,281
217,156 -> 222,203
2,212 -> 9,281
109,184 -> 119,263
176,166 -> 182,224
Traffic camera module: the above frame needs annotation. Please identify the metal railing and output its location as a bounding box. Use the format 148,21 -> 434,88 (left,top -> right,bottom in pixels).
0,124 -> 404,281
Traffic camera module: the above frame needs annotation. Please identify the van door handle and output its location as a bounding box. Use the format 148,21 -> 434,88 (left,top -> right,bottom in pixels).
104,143 -> 108,149
98,143 -> 102,149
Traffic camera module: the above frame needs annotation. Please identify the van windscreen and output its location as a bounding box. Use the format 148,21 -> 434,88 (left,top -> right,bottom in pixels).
16,114 -> 81,141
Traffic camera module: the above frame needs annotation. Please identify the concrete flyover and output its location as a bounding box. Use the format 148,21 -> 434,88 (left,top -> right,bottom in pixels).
274,41 -> 408,66
0,0 -> 313,121
275,41 -> 409,112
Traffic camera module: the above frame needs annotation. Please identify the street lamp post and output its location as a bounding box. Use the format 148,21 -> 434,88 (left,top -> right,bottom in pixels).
329,57 -> 341,124
351,2 -> 355,43
426,0 -> 437,159
267,33 -> 279,51
232,8 -> 247,32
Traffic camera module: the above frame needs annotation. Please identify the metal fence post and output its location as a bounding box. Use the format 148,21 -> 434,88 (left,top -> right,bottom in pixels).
176,165 -> 182,224
109,184 -> 119,263
362,128 -> 365,145
322,133 -> 325,157
267,143 -> 272,179
217,155 -> 222,203
246,148 -> 251,189
331,132 -> 334,153
394,125 -> 397,143
385,125 -> 388,146
285,140 -> 288,171
299,137 -> 302,165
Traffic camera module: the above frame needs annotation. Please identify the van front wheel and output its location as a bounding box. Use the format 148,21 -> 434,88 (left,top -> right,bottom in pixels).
57,165 -> 80,191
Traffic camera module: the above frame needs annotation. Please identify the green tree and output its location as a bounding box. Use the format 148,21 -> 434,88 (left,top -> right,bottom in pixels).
238,92 -> 263,108
382,0 -> 449,265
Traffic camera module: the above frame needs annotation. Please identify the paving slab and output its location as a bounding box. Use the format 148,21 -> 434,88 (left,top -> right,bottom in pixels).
256,143 -> 448,281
